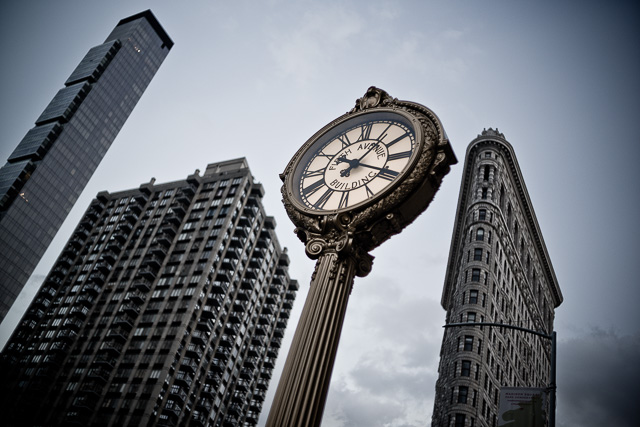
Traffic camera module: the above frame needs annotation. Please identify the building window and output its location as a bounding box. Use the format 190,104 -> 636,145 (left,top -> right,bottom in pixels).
469,290 -> 478,304
473,248 -> 482,261
464,336 -> 474,351
476,228 -> 484,241
478,209 -> 486,220
483,165 -> 490,181
482,187 -> 488,199
467,312 -> 476,322
458,386 -> 469,403
471,269 -> 481,282
455,414 -> 466,427
461,361 -> 471,377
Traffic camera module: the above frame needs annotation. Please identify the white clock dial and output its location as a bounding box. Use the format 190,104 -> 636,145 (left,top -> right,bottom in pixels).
292,111 -> 418,213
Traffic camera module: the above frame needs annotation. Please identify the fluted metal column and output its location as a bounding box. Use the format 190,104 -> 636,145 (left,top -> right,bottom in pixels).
266,251 -> 356,427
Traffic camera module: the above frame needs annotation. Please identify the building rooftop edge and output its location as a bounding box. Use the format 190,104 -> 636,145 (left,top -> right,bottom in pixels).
117,10 -> 174,49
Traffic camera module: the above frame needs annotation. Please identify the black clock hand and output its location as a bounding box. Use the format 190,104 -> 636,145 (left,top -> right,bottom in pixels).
358,162 -> 386,172
336,155 -> 359,177
356,142 -> 381,162
359,163 -> 399,180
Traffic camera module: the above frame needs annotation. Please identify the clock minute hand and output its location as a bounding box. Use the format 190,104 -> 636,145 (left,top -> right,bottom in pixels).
358,162 -> 386,172
356,142 -> 381,162
359,162 -> 400,179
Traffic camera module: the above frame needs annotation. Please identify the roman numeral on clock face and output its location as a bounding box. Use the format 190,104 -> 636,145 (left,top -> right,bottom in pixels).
357,124 -> 373,141
376,167 -> 399,181
303,169 -> 325,179
313,188 -> 333,209
384,132 -> 410,148
387,151 -> 412,161
337,133 -> 351,148
338,191 -> 349,209
302,179 -> 325,197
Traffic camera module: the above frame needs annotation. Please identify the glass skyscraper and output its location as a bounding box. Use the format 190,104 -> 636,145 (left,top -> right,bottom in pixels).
0,10 -> 173,321
0,158 -> 298,426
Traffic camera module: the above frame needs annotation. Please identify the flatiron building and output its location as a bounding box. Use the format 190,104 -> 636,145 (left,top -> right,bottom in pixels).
0,158 -> 298,427
432,129 -> 562,427
0,10 -> 173,321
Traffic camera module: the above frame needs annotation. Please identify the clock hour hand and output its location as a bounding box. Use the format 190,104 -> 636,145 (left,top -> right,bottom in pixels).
336,155 -> 359,177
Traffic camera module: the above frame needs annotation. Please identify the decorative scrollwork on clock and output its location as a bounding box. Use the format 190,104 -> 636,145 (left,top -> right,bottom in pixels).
281,87 -> 457,272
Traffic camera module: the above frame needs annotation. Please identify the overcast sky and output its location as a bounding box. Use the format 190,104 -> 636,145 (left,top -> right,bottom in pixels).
1,1 -> 638,426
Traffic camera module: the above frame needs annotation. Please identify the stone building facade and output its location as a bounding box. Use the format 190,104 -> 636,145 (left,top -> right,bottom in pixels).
0,158 -> 298,427
431,129 -> 562,427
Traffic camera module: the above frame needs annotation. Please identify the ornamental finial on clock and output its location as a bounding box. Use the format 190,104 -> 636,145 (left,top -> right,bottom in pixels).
352,86 -> 394,112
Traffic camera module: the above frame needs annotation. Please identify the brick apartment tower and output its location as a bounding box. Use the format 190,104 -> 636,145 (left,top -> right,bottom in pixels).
0,158 -> 298,426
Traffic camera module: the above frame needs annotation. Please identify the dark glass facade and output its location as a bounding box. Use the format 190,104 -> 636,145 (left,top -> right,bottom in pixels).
0,158 -> 298,426
0,10 -> 173,321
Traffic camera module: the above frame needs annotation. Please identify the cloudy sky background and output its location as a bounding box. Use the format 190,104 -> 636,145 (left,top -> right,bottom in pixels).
1,1 -> 638,426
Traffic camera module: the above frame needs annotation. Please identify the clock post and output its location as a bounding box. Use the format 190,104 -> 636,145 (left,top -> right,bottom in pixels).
267,87 -> 456,426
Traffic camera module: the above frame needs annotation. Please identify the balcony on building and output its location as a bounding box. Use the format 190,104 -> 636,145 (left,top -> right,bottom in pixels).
227,402 -> 244,416
190,329 -> 208,345
79,217 -> 96,231
87,367 -> 111,383
80,381 -> 104,396
207,292 -> 225,307
120,302 -> 140,316
63,317 -> 84,331
68,235 -> 85,249
74,227 -> 89,241
200,383 -> 216,398
168,205 -> 186,219
185,343 -> 204,359
270,337 -> 282,349
169,385 -> 189,403
191,412 -> 207,427
216,270 -> 232,283
93,353 -> 117,368
180,358 -> 199,373
240,367 -> 254,380
132,277 -> 152,293
201,305 -> 217,319
41,352 -> 65,368
137,266 -> 157,280
122,211 -> 138,224
77,294 -> 95,308
117,221 -> 133,234
101,248 -> 118,263
113,313 -> 135,330
210,358 -> 225,374
106,327 -> 129,342
174,371 -> 193,387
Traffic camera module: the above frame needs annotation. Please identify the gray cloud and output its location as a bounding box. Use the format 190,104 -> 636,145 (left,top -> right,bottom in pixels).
556,329 -> 640,427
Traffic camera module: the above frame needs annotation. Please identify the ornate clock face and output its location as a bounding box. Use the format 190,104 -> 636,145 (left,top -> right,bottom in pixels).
290,110 -> 420,213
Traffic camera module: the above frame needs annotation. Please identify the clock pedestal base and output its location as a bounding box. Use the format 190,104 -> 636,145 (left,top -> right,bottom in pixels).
266,251 -> 358,427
